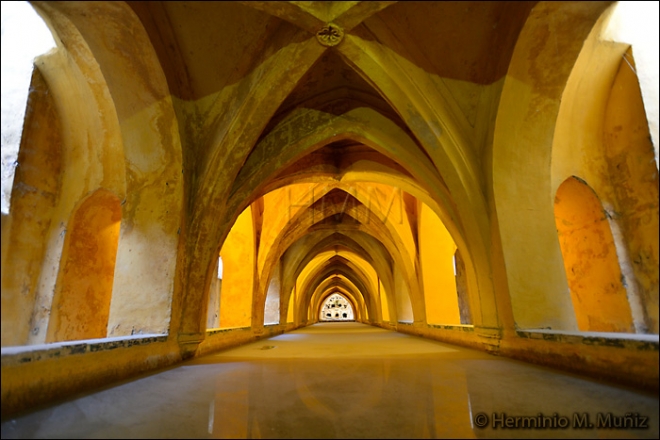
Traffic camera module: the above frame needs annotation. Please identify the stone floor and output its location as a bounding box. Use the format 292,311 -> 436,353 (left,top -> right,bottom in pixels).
1,322 -> 658,439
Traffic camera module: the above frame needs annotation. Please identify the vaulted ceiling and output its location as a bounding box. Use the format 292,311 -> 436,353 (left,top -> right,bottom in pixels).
121,1 -> 538,326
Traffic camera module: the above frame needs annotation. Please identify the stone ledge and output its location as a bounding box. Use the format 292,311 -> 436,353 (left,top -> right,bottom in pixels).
516,329 -> 659,350
1,334 -> 167,367
428,324 -> 475,332
205,326 -> 251,336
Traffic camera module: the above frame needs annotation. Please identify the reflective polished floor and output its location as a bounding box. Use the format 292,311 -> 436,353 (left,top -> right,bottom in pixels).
1,322 -> 658,439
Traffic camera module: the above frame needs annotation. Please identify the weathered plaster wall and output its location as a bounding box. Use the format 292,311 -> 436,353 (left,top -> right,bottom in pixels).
493,2 -> 614,331
551,9 -> 658,334
46,190 -> 121,342
554,178 -> 634,332
394,267 -> 413,323
454,250 -> 472,325
603,49 -> 660,333
1,68 -> 62,346
379,280 -> 390,323
264,261 -> 281,325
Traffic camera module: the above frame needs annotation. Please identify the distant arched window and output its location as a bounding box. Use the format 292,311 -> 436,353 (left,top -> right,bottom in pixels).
320,293 -> 354,321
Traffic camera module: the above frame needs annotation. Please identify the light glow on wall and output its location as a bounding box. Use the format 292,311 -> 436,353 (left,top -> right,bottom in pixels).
603,1 -> 660,167
1,1 -> 56,214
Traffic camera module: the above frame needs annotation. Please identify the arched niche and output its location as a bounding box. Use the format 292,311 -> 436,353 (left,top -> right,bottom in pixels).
494,2 -> 619,331
548,4 -> 658,334
554,177 -> 634,332
47,189 -> 121,342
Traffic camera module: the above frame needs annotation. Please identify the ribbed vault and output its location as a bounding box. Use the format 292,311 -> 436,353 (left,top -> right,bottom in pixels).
4,2 -> 657,417
161,0 -> 531,335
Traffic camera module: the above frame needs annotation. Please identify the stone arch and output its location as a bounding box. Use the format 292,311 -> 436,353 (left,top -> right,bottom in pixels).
23,2 -> 182,340
301,263 -> 375,326
180,30 -> 326,340
493,2 -> 614,330
2,3 -> 130,346
335,32 -> 497,331
230,107 -> 454,222
182,52 -> 493,340
307,278 -> 365,324
278,231 -> 394,322
547,1 -> 658,334
1,66 -> 63,347
601,48 -> 659,333
255,188 -> 423,327
303,251 -> 380,323
260,174 -> 482,329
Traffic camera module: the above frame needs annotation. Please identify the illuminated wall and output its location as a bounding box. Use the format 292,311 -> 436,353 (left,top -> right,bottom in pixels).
219,207 -> 255,328
47,190 -> 121,341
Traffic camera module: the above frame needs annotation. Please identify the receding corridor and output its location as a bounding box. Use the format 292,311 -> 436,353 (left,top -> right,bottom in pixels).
2,1 -> 659,428
1,322 -> 657,439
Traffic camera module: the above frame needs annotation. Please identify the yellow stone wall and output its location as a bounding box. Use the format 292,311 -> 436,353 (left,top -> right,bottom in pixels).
554,177 -> 634,332
46,189 -> 122,342
604,49 -> 660,333
219,207 -> 254,329
420,203 -> 461,326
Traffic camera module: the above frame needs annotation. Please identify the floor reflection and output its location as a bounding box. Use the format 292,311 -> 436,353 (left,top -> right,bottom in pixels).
1,323 -> 658,439
208,358 -> 475,439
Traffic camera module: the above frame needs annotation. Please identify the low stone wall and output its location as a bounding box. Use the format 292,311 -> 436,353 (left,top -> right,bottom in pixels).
1,335 -> 179,420
385,322 -> 659,392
